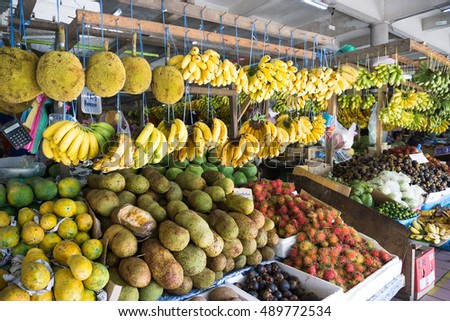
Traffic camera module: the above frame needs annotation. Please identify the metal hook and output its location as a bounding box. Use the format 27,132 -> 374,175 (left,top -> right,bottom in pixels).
234,15 -> 240,23
221,12 -> 226,18
266,20 -> 272,27
279,24 -> 286,32
184,3 -> 189,9
201,6 -> 206,14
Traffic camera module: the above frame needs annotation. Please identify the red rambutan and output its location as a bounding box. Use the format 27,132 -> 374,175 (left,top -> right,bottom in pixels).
328,233 -> 339,245
355,253 -> 365,264
345,249 -> 357,261
338,256 -> 348,265
364,255 -> 375,267
354,272 -> 364,283
303,255 -> 313,266
307,264 -> 317,276
323,269 -> 337,281
296,232 -> 308,242
298,241 -> 314,252
344,263 -> 355,274
329,247 -> 341,258
316,230 -> 327,242
379,251 -> 391,263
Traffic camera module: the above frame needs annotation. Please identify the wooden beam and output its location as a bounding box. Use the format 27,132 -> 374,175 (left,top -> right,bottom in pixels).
187,86 -> 237,96
376,85 -> 387,155
336,39 -> 412,64
76,10 -> 315,59
15,0 -> 37,21
403,81 -> 424,91
410,40 -> 450,67
391,54 -> 418,68
116,0 -> 335,46
325,94 -> 337,165
66,18 -> 79,50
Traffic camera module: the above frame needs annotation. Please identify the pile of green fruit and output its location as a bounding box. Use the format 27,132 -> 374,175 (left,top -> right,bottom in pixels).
349,180 -> 374,208
377,201 -> 418,220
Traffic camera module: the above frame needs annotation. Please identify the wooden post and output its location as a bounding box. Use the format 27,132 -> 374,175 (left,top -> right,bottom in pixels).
230,84 -> 238,139
376,85 -> 387,154
325,94 -> 337,165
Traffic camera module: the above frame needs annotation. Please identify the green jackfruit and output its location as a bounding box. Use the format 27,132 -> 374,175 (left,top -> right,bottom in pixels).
151,66 -> 184,104
86,49 -> 125,98
121,55 -> 152,94
36,51 -> 84,101
0,47 -> 41,103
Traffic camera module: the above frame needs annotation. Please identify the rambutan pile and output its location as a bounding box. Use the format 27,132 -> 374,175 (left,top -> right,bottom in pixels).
248,179 -> 325,238
283,203 -> 392,291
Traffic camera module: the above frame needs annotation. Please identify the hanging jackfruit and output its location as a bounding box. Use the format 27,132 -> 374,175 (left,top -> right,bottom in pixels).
121,33 -> 152,95
0,98 -> 33,114
36,26 -> 85,101
86,42 -> 126,98
0,47 -> 42,104
151,65 -> 184,104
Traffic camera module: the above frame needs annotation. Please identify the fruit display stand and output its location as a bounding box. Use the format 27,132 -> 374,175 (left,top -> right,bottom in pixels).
292,173 -> 411,300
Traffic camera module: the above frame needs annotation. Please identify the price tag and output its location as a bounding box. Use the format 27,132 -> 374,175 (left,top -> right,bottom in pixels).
409,152 -> 428,164
81,87 -> 102,115
233,188 -> 253,200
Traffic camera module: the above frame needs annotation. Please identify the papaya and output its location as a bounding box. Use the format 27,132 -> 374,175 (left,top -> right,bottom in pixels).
82,262 -> 109,291
68,255 -> 93,281
0,184 -> 5,206
21,261 -> 51,291
23,248 -> 50,266
0,284 -> 30,301
6,182 -> 33,208
27,177 -> 58,201
21,221 -> 45,245
0,225 -> 19,248
58,177 -> 82,198
31,290 -> 53,301
53,268 -> 84,301
52,240 -> 82,266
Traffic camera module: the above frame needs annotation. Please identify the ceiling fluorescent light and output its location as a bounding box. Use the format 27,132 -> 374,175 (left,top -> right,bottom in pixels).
113,9 -> 122,16
299,0 -> 328,10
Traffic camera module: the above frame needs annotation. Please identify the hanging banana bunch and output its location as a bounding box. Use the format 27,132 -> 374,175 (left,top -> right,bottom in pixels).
92,133 -> 136,173
218,134 -> 260,167
133,123 -> 168,168
238,118 -> 279,158
157,118 -> 189,154
352,68 -> 375,90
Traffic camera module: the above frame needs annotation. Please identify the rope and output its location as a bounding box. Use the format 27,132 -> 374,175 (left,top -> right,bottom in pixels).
9,0 -> 15,47
289,30 -> 294,61
138,24 -> 144,58
115,19 -> 119,55
99,0 -> 104,46
250,21 -> 257,65
183,5 -> 190,54
277,27 -> 283,59
220,13 -> 225,59
235,16 -> 240,63
19,0 -> 25,46
303,35 -> 308,68
162,0 -> 168,58
263,21 -> 269,56
130,0 -> 134,33
199,7 -> 205,51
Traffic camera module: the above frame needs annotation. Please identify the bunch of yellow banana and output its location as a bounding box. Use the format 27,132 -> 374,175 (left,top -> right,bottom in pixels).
133,123 -> 167,168
168,47 -> 221,85
426,117 -> 450,134
157,119 -> 188,154
390,88 -> 418,109
276,114 -> 305,143
414,92 -> 433,112
302,115 -> 326,145
218,133 -> 260,167
92,133 -> 136,173
352,68 -> 375,90
210,117 -> 228,149
336,64 -> 359,91
42,120 -> 113,166
234,67 -> 249,94
286,95 -> 306,111
338,108 -> 371,129
246,56 -> 297,103
238,118 -> 279,158
409,219 -> 450,244
210,59 -> 238,87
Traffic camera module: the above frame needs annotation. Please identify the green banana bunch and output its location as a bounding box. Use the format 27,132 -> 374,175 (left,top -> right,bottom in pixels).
352,68 -> 374,90
414,63 -> 450,99
338,108 -> 371,129
371,63 -> 404,87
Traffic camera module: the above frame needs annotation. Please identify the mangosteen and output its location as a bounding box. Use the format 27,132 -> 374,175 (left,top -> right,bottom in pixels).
271,296 -> 278,301
263,274 -> 274,283
289,294 -> 299,301
255,264 -> 266,275
259,290 -> 273,301
302,292 -> 321,301
273,291 -> 283,299
281,272 -> 290,280
266,283 -> 278,293
264,264 -> 272,273
281,290 -> 292,298
248,290 -> 258,298
247,281 -> 259,291
294,288 -> 306,298
280,297 -> 289,301
277,280 -> 290,291
235,283 -> 243,289
288,279 -> 300,290
273,272 -> 284,282
247,270 -> 257,278
271,263 -> 280,272
258,280 -> 267,289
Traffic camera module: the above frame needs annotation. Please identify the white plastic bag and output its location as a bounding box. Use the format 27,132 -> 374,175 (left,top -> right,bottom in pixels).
368,104 -> 378,145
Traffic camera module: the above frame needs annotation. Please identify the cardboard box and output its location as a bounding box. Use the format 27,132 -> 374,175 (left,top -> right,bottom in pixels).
414,247 -> 435,300
293,166 -> 351,197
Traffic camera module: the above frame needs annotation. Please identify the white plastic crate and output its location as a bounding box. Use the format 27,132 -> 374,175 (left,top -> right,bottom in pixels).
273,235 -> 297,258
225,262 -> 344,302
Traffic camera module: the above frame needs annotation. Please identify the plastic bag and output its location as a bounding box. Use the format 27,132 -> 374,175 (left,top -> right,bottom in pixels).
368,104 -> 378,145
